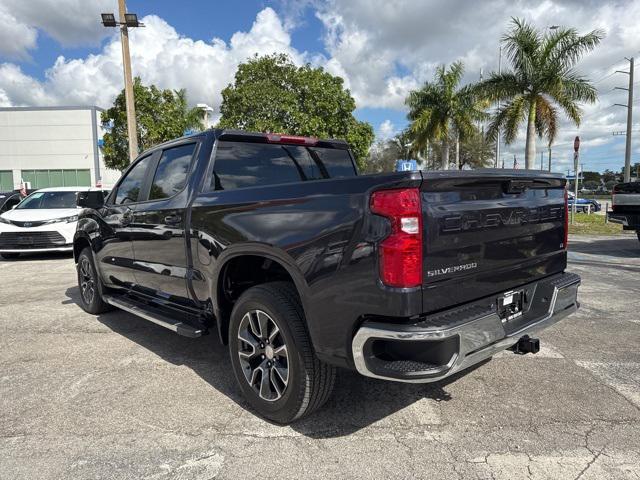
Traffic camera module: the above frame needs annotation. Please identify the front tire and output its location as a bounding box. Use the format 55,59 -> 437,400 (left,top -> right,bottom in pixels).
1,253 -> 19,259
77,247 -> 112,314
228,282 -> 336,424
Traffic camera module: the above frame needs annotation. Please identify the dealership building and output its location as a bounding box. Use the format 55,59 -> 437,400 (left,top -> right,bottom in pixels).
0,106 -> 121,191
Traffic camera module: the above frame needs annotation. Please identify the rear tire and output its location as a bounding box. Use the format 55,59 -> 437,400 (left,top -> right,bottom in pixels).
228,281 -> 336,424
1,253 -> 19,259
76,247 -> 112,314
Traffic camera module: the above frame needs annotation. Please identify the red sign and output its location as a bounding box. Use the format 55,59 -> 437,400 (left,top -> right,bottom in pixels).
574,136 -> 580,152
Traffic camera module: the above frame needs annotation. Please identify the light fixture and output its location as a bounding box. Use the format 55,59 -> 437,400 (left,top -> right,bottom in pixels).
101,13 -> 117,27
124,13 -> 141,28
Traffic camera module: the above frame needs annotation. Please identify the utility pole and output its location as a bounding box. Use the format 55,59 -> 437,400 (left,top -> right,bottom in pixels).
118,0 -> 138,163
614,57 -> 634,182
547,145 -> 552,172
101,2 -> 144,163
494,46 -> 502,168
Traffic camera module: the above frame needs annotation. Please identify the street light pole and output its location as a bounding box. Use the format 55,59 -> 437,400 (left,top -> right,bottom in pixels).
102,2 -> 144,164
614,57 -> 634,183
623,57 -> 634,183
118,0 -> 138,163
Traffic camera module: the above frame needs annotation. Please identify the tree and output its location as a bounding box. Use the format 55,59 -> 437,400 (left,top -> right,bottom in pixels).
620,162 -> 640,180
364,139 -> 402,174
406,62 -> 486,170
425,126 -> 494,170
458,128 -> 495,169
601,169 -> 618,183
582,171 -> 601,183
218,54 -> 374,170
476,18 -> 603,169
101,78 -> 204,170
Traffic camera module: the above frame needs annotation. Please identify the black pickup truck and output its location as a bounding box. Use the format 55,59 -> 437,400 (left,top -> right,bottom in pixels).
74,129 -> 580,423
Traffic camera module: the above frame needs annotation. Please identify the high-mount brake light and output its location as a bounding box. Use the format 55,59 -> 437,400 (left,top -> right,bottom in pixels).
564,189 -> 569,249
265,134 -> 318,146
370,188 -> 423,288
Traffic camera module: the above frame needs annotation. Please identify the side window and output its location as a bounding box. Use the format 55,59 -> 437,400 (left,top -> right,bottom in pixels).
149,143 -> 196,200
115,155 -> 152,204
212,142 -> 303,190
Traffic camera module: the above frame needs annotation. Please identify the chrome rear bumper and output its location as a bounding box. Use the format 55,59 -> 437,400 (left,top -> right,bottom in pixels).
352,272 -> 580,383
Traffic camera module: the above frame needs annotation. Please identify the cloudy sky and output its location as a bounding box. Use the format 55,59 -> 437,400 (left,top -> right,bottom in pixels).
0,0 -> 638,173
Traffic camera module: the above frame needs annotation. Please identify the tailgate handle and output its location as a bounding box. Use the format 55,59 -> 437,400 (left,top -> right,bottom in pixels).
504,180 -> 532,194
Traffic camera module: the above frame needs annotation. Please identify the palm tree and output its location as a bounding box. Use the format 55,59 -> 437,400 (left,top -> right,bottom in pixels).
477,18 -> 603,169
406,62 -> 485,170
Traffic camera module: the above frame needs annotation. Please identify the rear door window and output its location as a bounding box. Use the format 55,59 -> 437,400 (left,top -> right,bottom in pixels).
149,143 -> 196,200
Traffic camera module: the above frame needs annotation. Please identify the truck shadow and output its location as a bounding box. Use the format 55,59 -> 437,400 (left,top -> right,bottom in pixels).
569,236 -> 638,258
64,286 -> 473,439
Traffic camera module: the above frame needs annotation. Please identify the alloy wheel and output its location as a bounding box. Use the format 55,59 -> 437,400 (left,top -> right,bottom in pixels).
237,309 -> 289,402
79,257 -> 95,305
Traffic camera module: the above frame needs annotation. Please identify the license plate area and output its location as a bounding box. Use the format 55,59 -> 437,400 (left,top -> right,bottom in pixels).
498,290 -> 524,322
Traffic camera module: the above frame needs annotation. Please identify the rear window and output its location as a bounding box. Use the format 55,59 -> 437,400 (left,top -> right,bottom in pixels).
309,147 -> 356,178
211,141 -> 355,190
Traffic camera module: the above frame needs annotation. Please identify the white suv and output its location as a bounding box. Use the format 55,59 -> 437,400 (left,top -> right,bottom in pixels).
0,187 -> 108,259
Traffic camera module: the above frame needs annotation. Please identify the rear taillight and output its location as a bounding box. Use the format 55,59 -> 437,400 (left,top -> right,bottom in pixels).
370,188 -> 423,288
564,189 -> 569,249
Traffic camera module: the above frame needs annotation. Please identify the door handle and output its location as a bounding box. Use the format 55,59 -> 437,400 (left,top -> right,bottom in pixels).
164,214 -> 182,225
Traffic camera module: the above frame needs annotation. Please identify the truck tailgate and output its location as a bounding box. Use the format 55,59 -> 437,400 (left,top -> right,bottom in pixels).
420,170 -> 567,313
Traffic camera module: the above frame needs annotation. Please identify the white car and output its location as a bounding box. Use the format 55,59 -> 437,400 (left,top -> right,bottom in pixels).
0,187 -> 108,259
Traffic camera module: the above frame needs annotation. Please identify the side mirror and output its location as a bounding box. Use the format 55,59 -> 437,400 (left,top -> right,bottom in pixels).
77,191 -> 105,209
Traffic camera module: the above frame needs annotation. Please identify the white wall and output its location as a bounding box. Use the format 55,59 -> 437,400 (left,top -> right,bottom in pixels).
0,107 -> 121,189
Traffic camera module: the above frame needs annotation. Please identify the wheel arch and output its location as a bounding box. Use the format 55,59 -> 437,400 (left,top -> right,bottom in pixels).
212,244 -> 311,345
72,232 -> 92,263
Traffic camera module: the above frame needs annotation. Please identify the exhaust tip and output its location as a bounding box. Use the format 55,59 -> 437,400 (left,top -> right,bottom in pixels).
509,335 -> 540,355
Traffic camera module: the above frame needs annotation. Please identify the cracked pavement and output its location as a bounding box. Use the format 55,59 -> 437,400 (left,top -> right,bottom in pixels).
1,234 -> 639,479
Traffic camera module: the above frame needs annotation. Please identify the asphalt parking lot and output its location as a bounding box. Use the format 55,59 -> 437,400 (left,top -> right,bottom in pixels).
1,234 -> 639,480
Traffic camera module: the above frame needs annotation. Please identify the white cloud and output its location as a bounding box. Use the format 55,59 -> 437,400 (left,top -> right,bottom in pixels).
0,4 -> 38,60
0,8 -> 301,114
0,0 -> 114,58
377,120 -> 397,141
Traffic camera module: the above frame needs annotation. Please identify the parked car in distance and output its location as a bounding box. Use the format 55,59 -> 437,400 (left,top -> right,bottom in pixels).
0,191 -> 23,214
0,187 -> 109,259
567,191 -> 601,212
608,181 -> 640,241
73,129 -> 580,423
